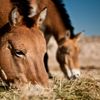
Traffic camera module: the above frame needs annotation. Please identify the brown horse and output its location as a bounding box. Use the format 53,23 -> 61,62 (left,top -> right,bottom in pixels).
30,0 -> 82,79
0,0 -> 81,79
0,8 -> 48,87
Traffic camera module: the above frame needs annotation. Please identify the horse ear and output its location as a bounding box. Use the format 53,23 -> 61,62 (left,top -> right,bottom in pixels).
73,32 -> 82,42
35,7 -> 47,27
9,8 -> 22,26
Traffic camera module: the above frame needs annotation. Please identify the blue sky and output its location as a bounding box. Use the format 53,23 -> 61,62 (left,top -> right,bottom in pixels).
63,0 -> 100,36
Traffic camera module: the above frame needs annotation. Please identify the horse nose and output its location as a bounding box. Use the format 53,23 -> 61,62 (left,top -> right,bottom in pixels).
70,74 -> 80,79
69,69 -> 80,80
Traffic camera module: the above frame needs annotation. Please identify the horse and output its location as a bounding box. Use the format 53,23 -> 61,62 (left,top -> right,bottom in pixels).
30,0 -> 82,79
0,7 -> 48,88
0,0 -> 81,79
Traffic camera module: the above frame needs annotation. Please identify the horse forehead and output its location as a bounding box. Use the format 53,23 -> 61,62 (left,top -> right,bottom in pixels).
63,39 -> 79,51
10,26 -> 35,40
10,29 -> 32,40
11,26 -> 42,39
11,26 -> 32,34
64,39 -> 75,47
9,26 -> 46,51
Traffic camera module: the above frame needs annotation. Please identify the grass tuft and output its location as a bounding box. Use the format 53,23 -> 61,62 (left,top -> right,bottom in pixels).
0,77 -> 100,100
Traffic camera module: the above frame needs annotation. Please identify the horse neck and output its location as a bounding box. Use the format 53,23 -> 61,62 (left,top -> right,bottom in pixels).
38,0 -> 67,42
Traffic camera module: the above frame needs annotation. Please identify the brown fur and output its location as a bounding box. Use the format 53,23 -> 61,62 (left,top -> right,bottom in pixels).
31,0 -> 81,79
0,0 -> 81,79
0,8 -> 48,87
0,0 -> 12,28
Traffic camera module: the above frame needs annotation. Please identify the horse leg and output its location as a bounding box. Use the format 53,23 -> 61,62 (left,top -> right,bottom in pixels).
58,62 -> 69,79
56,47 -> 69,79
43,29 -> 53,78
44,52 -> 53,78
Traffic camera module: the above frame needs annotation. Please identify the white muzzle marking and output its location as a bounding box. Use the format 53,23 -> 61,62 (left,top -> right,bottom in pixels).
65,65 -> 80,79
72,68 -> 80,78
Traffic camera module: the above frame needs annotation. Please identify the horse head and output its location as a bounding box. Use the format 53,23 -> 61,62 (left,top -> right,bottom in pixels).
0,7 -> 48,88
57,31 -> 82,79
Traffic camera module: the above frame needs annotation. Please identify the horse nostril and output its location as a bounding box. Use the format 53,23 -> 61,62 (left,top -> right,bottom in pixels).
71,69 -> 80,79
70,75 -> 77,80
73,75 -> 77,79
70,74 -> 80,80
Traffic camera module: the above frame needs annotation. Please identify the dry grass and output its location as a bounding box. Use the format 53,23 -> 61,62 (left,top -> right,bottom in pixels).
0,77 -> 100,100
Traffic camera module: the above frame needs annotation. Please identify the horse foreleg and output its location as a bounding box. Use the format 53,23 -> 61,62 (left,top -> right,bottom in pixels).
44,52 -> 53,78
56,47 -> 69,79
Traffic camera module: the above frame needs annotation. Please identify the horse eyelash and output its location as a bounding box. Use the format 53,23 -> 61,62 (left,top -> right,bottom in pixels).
14,49 -> 25,57
8,40 -> 25,57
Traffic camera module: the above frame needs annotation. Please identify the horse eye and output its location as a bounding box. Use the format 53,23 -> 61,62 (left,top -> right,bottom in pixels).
15,50 -> 25,57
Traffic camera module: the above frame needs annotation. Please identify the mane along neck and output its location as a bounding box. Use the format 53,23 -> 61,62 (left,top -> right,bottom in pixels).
51,0 -> 75,38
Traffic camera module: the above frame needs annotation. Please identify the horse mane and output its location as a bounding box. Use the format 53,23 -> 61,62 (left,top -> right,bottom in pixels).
52,0 -> 75,38
10,0 -> 34,27
0,23 -> 11,37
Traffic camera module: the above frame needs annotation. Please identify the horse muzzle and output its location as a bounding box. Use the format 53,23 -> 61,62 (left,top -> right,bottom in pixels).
66,66 -> 81,79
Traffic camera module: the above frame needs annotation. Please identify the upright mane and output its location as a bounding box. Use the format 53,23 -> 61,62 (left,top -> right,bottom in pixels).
0,23 -> 11,37
52,0 -> 75,38
10,0 -> 34,27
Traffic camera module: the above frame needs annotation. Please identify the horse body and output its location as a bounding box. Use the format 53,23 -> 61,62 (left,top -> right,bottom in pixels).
37,0 -> 74,41
34,0 -> 81,79
0,8 -> 48,87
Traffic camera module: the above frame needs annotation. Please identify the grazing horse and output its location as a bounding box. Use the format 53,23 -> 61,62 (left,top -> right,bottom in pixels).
0,0 -> 81,79
0,8 -> 48,87
30,0 -> 81,79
